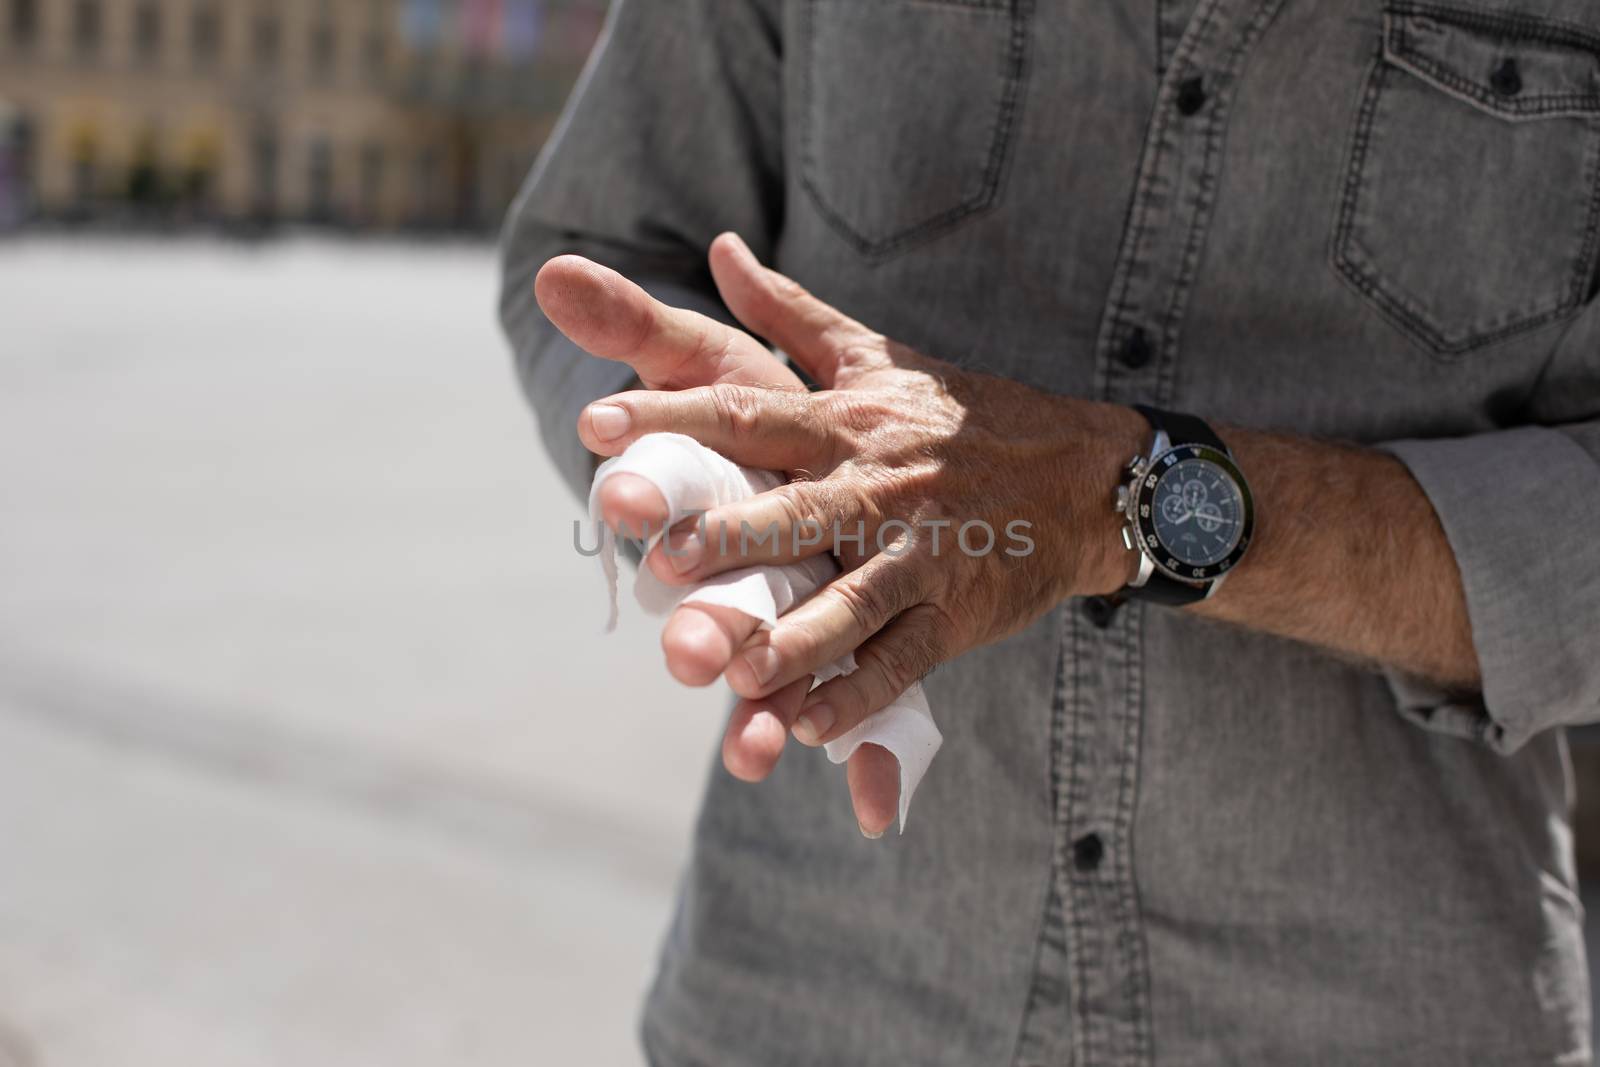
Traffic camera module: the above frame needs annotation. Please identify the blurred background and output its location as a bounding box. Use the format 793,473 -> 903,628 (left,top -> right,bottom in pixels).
0,2 -> 727,1066
3,3 -> 1600,1066
0,0 -> 601,234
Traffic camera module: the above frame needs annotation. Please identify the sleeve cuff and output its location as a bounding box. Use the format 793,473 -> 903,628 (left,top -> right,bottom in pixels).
1380,426 -> 1600,753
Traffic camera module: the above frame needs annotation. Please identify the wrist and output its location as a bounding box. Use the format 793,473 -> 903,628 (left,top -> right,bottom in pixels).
1067,400 -> 1146,596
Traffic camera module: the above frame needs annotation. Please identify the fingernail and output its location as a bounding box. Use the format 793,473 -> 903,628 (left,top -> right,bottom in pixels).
666,530 -> 702,574
588,404 -> 630,441
792,704 -> 835,746
741,645 -> 781,687
859,821 -> 884,840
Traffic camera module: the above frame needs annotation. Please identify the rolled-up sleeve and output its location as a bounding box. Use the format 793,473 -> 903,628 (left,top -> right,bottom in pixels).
497,0 -> 784,501
1379,418 -> 1600,753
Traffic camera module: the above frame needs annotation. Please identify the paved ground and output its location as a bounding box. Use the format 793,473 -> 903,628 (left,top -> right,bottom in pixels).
0,237 -> 720,1066
3,236 -> 1598,1064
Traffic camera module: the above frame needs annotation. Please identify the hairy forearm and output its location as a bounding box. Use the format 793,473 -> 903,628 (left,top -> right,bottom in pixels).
1183,427 -> 1480,689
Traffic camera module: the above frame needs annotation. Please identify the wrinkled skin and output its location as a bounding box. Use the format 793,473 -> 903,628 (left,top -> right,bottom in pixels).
537,234 -> 1138,836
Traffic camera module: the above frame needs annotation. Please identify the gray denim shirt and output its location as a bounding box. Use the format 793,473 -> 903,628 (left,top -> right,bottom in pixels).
500,0 -> 1600,1062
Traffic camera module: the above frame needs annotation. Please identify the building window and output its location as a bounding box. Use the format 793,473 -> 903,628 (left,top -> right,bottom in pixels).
0,112 -> 36,226
72,137 -> 99,210
73,0 -> 102,58
127,127 -> 163,211
359,142 -> 384,221
9,0 -> 38,48
250,129 -> 277,217
251,11 -> 279,74
413,147 -> 440,225
180,130 -> 218,217
307,138 -> 334,222
190,3 -> 219,69
310,19 -> 336,82
362,26 -> 388,82
134,2 -> 162,65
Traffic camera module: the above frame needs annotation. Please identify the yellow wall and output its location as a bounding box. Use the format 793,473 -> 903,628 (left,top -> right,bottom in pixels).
0,0 -> 597,227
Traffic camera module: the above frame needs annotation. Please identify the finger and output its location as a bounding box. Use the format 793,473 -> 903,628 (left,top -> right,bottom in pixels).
792,604 -> 949,747
724,554 -> 928,700
708,233 -> 886,389
579,385 -> 834,469
660,601 -> 762,687
644,480 -> 860,585
720,675 -> 811,783
534,254 -> 795,390
848,744 -> 901,838
595,472 -> 670,542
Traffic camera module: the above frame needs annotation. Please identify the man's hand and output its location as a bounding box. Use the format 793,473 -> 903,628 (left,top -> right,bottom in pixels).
537,240 -> 912,835
574,235 -> 1146,779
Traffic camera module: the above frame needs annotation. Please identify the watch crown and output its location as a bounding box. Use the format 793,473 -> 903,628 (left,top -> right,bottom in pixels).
1114,485 -> 1130,514
1125,453 -> 1144,474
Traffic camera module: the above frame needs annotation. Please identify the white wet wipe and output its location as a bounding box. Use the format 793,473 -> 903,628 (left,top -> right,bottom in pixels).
588,432 -> 942,830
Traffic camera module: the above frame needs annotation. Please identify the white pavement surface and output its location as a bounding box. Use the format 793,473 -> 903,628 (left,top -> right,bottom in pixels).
0,237 -> 722,1067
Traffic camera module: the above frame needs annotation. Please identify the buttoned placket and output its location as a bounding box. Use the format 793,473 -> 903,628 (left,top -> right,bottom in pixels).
1011,1 -> 1289,1064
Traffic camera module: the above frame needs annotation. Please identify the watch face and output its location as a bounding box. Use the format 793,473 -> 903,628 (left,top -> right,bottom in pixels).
1133,445 -> 1255,582
1152,458 -> 1244,566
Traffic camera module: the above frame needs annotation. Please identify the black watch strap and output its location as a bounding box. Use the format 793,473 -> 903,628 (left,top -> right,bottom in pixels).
1122,405 -> 1225,607
1132,404 -> 1227,452
1126,572 -> 1209,605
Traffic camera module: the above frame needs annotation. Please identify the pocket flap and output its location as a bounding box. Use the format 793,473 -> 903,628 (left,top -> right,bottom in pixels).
1384,2 -> 1600,120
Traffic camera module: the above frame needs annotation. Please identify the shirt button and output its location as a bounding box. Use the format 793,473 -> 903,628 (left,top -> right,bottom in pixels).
1490,57 -> 1522,97
1176,75 -> 1208,116
1083,595 -> 1119,629
1073,833 -> 1105,872
1119,327 -> 1153,369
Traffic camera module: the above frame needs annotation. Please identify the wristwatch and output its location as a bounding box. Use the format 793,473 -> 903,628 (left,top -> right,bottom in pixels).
1112,405 -> 1255,605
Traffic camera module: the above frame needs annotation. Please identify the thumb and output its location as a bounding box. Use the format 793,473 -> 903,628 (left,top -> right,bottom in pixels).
708,233 -> 882,389
534,254 -> 793,390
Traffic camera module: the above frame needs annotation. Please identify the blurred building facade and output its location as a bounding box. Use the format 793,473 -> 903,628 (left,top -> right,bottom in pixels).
0,0 -> 605,231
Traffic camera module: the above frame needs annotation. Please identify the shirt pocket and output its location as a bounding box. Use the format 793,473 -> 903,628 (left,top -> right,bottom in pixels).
1331,2 -> 1600,357
798,0 -> 1030,259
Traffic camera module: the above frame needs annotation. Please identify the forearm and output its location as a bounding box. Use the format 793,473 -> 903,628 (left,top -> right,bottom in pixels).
1073,402 -> 1480,687
1175,426 -> 1479,689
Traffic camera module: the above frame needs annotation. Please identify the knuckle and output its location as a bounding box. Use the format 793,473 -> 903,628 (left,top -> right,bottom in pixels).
768,272 -> 811,304
832,333 -> 889,375
877,556 -> 927,609
829,575 -> 895,636
820,391 -> 889,438
832,674 -> 874,718
768,484 -> 814,537
859,628 -> 935,693
779,615 -> 829,673
707,384 -> 763,441
809,391 -> 850,431
788,394 -> 845,470
831,563 -> 917,634
918,605 -> 958,661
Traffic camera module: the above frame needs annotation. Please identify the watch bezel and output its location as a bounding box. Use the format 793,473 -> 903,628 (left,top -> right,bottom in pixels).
1131,444 -> 1255,584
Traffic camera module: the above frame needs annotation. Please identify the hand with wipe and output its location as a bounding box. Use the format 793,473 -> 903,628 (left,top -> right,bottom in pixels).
587,431 -> 942,834
537,240 -> 911,836
539,234 -> 1147,836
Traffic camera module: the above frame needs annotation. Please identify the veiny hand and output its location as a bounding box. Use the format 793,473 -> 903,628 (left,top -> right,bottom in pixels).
536,241 -> 908,835
569,234 -> 1146,832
